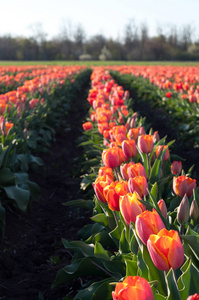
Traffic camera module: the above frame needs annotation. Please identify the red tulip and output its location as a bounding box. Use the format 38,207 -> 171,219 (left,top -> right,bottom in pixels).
112,276 -> 154,300
82,121 -> 93,131
147,228 -> 184,271
187,294 -> 199,300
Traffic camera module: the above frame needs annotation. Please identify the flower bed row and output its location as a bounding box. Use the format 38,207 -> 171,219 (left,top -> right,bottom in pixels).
0,66 -> 89,234
107,66 -> 199,149
53,67 -> 199,300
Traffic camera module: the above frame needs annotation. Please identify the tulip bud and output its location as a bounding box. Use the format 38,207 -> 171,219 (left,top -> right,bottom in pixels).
190,199 -> 199,221
158,199 -> 167,219
177,194 -> 190,225
171,161 -> 182,175
153,131 -> 160,143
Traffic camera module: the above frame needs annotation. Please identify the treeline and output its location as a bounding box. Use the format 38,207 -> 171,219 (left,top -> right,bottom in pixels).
0,21 -> 199,61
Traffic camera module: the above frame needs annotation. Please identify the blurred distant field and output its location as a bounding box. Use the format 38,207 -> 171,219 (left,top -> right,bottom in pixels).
0,60 -> 199,66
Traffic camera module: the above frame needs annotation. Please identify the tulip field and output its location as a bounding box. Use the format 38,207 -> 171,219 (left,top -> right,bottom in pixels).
0,63 -> 198,299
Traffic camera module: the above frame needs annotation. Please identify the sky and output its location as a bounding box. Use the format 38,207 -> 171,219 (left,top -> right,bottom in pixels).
0,0 -> 199,41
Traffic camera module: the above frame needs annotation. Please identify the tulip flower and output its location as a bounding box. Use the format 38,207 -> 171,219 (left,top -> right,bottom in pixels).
82,121 -> 93,131
112,276 -> 154,300
93,175 -> 113,203
158,199 -> 167,219
104,181 -> 129,211
147,228 -> 184,271
102,147 -> 122,169
120,192 -> 146,225
128,163 -> 147,180
135,209 -> 165,245
171,161 -> 182,175
173,175 -> 196,198
187,294 -> 199,300
120,161 -> 135,181
5,122 -> 14,135
128,176 -> 148,198
127,128 -> 139,140
98,167 -> 114,181
138,134 -> 154,154
156,145 -> 170,161
122,139 -> 137,159
177,194 -> 190,225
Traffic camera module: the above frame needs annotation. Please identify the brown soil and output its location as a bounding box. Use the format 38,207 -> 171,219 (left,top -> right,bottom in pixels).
0,89 -> 92,299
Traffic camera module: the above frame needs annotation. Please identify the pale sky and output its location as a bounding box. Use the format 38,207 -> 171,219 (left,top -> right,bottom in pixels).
0,0 -> 199,41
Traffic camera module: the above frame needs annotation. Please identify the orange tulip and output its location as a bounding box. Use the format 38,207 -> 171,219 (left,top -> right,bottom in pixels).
82,121 -> 93,131
147,228 -> 184,271
127,128 -> 139,140
156,145 -> 170,161
5,122 -> 14,135
138,135 -> 154,154
122,139 -> 137,159
93,175 -> 113,203
112,276 -> 154,300
104,180 -> 129,211
171,161 -> 182,175
173,175 -> 196,198
120,192 -> 146,225
127,163 -> 147,180
120,161 -> 135,181
128,176 -> 148,198
135,209 -> 165,245
98,167 -> 114,180
102,147 -> 122,168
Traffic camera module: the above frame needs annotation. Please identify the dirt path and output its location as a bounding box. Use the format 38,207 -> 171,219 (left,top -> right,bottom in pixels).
0,80 -> 91,300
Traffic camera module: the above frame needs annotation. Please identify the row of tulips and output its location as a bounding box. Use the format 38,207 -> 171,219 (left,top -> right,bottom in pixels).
54,67 -> 199,300
0,66 -> 88,234
108,66 -> 199,148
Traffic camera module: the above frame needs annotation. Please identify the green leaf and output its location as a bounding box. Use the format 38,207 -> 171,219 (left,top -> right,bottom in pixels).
94,242 -> 111,261
0,168 -> 15,186
181,228 -> 199,261
178,258 -> 199,299
3,186 -> 30,211
125,259 -> 138,276
151,182 -> 158,202
63,199 -> 94,210
119,228 -> 130,253
150,158 -> 162,184
91,213 -> 109,227
74,278 -> 115,300
52,257 -> 105,288
109,226 -> 120,247
62,239 -> 94,257
166,269 -> 181,300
